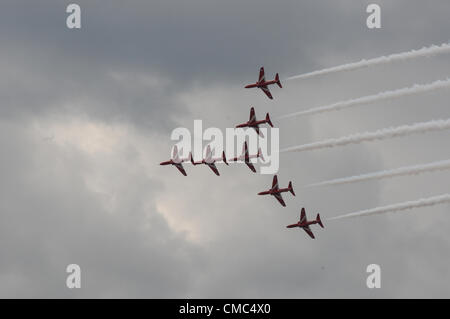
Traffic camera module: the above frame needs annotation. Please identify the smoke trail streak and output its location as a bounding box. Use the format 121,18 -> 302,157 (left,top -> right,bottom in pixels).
281,119 -> 450,153
286,43 -> 450,81
279,79 -> 450,119
328,194 -> 450,221
309,159 -> 450,187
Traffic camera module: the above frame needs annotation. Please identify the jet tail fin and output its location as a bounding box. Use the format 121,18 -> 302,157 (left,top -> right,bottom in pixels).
289,181 -> 295,196
257,147 -> 265,162
185,151 -> 192,163
316,214 -> 324,228
190,153 -> 196,165
266,113 -> 274,127
222,151 -> 229,165
172,145 -> 180,163
275,73 -> 282,88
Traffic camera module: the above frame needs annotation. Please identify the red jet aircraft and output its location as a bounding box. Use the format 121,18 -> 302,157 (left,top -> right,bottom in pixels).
286,208 -> 324,239
245,67 -> 282,100
191,145 -> 228,176
258,175 -> 295,207
236,107 -> 273,137
228,141 -> 264,173
160,145 -> 191,176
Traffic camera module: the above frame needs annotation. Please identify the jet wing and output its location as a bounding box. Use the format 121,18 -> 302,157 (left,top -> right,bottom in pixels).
252,125 -> 264,137
205,145 -> 213,163
175,164 -> 187,176
245,161 -> 257,173
172,145 -> 180,162
259,67 -> 265,82
260,86 -> 273,100
249,107 -> 256,123
241,142 -> 247,159
271,175 -> 279,190
208,163 -> 220,176
300,208 -> 307,223
302,226 -> 315,239
243,141 -> 249,158
273,193 -> 286,207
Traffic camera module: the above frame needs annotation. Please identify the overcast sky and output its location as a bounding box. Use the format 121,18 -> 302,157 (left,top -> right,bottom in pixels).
1,0 -> 450,298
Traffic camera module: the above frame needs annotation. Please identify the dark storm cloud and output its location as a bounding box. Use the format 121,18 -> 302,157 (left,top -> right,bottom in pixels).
3,0 -> 450,79
2,0 -> 449,128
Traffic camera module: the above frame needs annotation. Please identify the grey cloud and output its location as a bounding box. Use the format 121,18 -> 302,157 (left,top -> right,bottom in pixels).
1,0 -> 450,298
0,121 -> 205,297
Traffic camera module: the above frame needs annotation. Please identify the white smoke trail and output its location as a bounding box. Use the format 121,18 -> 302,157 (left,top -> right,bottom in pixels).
279,79 -> 450,119
286,43 -> 450,81
281,119 -> 450,153
309,159 -> 450,187
328,194 -> 450,221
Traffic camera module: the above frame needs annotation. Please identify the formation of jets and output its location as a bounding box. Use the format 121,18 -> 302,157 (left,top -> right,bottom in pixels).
160,141 -> 263,176
160,67 -> 325,239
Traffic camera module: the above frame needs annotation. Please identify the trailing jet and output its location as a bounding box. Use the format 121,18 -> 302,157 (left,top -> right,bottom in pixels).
245,67 -> 282,100
191,145 -> 228,176
228,141 -> 264,173
286,208 -> 324,239
236,107 -> 273,137
160,145 -> 191,176
258,175 -> 295,207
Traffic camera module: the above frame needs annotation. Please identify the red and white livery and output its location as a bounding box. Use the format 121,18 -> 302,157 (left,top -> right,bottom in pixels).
286,208 -> 324,239
258,175 -> 295,207
159,145 -> 192,176
235,107 -> 273,137
228,141 -> 264,173
191,145 -> 228,176
245,67 -> 282,100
